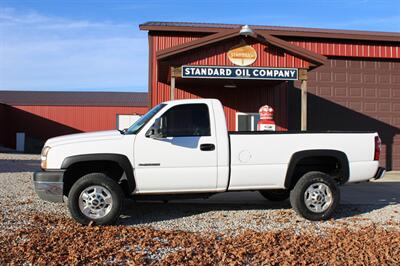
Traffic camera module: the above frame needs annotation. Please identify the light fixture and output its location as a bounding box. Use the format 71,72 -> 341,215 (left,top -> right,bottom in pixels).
239,25 -> 255,37
224,82 -> 237,88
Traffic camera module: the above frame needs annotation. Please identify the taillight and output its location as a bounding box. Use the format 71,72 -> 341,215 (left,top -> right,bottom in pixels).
374,136 -> 381,161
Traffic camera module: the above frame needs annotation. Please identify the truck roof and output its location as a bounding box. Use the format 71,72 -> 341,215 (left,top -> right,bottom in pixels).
163,98 -> 219,105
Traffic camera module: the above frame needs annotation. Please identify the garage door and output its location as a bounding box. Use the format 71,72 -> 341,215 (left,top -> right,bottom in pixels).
306,58 -> 400,170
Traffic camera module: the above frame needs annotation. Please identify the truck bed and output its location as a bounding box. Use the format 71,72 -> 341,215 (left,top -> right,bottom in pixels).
229,130 -> 376,135
227,131 -> 379,190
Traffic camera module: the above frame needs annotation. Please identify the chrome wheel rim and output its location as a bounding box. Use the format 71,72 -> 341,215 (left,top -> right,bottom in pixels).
304,182 -> 333,213
78,186 -> 113,219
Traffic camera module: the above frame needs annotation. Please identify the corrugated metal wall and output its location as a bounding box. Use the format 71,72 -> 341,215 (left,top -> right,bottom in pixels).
151,34 -> 304,130
163,81 -> 288,131
167,38 -> 310,68
13,105 -> 148,132
287,38 -> 400,59
149,81 -> 289,131
2,105 -> 148,150
153,32 -> 205,50
150,31 -> 400,133
308,59 -> 400,170
289,58 -> 400,170
147,29 -> 400,169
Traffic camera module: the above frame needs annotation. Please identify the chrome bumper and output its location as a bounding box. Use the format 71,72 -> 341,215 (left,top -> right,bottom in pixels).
33,171 -> 64,203
373,167 -> 386,180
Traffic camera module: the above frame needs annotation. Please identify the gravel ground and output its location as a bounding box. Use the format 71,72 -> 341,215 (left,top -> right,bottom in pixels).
1,152 -> 399,235
0,153 -> 67,234
1,152 -> 399,264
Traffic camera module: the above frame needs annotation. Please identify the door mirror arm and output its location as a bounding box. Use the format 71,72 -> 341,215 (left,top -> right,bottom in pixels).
146,118 -> 166,139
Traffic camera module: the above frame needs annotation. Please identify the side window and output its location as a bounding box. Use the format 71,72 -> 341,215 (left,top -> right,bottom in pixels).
162,104 -> 211,137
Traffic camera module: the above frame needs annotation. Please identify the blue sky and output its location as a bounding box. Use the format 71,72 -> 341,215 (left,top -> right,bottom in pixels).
0,0 -> 399,92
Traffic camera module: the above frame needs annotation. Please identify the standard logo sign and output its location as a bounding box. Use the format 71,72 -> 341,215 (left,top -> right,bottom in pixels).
182,66 -> 298,80
227,45 -> 257,66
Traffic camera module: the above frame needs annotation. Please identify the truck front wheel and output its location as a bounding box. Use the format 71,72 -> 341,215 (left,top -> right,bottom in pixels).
67,173 -> 124,225
290,171 -> 340,221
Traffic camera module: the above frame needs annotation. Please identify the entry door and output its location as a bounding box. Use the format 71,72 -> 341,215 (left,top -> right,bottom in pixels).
133,103 -> 218,193
236,112 -> 260,131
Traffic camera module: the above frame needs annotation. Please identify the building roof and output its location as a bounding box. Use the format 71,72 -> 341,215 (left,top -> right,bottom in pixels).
140,21 -> 400,42
0,91 -> 149,107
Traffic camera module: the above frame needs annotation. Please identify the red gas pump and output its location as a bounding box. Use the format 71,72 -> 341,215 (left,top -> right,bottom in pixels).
257,105 -> 276,131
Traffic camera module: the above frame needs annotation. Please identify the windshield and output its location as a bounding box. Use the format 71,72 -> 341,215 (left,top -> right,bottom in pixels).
126,104 -> 166,134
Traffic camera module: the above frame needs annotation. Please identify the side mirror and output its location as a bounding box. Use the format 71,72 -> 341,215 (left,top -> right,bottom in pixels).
145,117 -> 165,139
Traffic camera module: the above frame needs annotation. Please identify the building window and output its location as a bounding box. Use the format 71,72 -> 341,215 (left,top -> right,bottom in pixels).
116,114 -> 141,130
161,104 -> 211,137
236,112 -> 260,131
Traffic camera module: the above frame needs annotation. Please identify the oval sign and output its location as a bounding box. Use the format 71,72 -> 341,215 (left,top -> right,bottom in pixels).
227,45 -> 257,66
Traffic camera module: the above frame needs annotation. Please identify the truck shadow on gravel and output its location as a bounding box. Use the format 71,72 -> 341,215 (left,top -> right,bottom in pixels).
118,183 -> 400,225
119,200 -> 292,226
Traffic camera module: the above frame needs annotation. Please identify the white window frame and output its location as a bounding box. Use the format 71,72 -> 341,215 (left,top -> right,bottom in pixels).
116,114 -> 141,130
235,112 -> 260,131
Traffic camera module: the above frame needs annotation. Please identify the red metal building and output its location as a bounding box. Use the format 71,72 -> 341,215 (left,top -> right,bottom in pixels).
0,91 -> 148,152
1,22 -> 399,170
139,22 -> 400,170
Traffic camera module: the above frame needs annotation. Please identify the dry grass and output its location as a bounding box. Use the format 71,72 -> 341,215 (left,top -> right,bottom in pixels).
1,214 -> 399,265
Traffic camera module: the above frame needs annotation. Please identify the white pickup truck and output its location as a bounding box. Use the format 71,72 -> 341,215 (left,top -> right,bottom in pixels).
34,99 -> 385,225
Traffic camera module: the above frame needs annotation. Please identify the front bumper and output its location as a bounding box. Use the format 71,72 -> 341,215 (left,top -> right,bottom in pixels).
373,167 -> 386,180
33,171 -> 65,203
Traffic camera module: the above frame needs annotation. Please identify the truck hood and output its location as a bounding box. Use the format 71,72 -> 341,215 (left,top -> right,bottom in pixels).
46,130 -> 124,147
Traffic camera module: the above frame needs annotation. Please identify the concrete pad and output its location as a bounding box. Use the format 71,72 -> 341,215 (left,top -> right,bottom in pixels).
382,171 -> 400,181
341,181 -> 400,205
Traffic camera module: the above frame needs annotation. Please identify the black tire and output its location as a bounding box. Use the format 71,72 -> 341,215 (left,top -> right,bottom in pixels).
290,171 -> 340,221
67,173 -> 124,225
259,189 -> 290,201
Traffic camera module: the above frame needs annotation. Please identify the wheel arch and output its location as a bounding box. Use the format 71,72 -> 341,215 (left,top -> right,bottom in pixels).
284,149 -> 350,189
61,153 -> 135,195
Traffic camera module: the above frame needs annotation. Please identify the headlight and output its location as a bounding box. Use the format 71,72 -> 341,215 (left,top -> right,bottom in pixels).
41,146 -> 51,169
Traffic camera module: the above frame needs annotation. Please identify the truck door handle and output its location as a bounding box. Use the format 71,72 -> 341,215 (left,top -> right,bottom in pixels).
200,143 -> 215,151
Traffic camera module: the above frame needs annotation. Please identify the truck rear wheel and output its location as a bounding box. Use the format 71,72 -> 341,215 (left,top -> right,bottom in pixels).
259,189 -> 290,201
290,171 -> 340,221
67,173 -> 124,225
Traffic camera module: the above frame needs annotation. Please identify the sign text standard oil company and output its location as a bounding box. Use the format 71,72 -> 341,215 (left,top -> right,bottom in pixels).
182,66 -> 298,80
